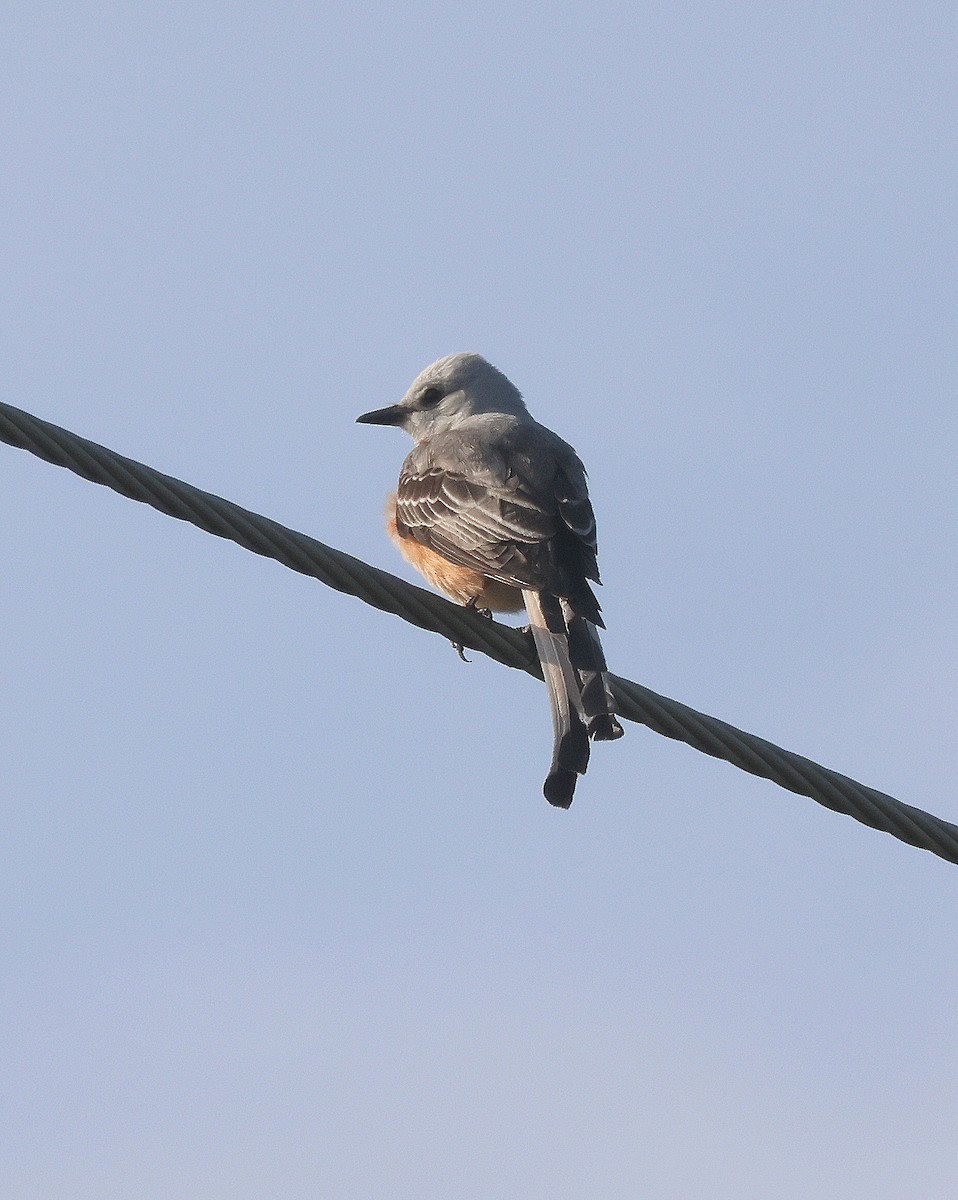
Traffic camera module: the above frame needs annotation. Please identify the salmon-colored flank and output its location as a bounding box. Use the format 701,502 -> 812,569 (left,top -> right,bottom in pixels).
385,494 -> 525,613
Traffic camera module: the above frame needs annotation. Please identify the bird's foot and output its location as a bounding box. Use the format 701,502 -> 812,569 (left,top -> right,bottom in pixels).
465,596 -> 493,620
516,624 -> 537,651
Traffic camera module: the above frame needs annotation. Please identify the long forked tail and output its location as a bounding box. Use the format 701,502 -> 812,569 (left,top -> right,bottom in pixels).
522,590 -> 591,808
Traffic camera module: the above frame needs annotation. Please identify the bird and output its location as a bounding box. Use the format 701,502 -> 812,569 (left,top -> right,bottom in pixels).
357,352 -> 623,807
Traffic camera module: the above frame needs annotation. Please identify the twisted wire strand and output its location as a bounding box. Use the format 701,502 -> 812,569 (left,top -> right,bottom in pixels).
1,399 -> 954,866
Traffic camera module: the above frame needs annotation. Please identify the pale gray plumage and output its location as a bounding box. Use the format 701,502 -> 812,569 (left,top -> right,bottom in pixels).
357,352 -> 623,807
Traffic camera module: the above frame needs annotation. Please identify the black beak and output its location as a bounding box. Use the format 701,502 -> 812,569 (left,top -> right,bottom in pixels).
356,404 -> 405,426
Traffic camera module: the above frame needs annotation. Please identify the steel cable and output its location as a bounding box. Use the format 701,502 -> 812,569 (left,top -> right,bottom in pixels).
1,399 -> 954,865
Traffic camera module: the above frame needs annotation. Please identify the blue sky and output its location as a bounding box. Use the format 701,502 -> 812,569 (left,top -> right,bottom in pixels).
2,3 -> 956,1196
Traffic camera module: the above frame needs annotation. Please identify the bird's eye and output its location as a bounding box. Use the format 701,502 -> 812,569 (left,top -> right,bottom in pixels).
419,387 -> 443,408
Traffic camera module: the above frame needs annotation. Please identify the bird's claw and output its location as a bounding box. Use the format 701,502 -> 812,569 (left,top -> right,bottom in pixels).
465,597 -> 493,620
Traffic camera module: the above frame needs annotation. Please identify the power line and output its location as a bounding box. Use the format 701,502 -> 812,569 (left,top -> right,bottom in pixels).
1,399 -> 954,865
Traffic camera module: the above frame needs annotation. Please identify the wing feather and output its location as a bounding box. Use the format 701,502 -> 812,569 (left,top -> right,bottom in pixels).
394,420 -> 603,621
395,460 -> 600,615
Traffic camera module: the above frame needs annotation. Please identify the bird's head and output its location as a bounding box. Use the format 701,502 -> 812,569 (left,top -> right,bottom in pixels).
356,352 -> 526,440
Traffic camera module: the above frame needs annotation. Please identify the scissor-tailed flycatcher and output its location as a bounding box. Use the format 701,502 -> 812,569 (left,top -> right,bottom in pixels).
357,352 -> 623,807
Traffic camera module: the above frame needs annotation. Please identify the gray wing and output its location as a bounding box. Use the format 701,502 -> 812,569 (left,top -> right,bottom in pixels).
395,426 -> 603,621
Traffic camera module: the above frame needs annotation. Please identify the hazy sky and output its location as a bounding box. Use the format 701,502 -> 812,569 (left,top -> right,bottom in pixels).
2,3 -> 956,1197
